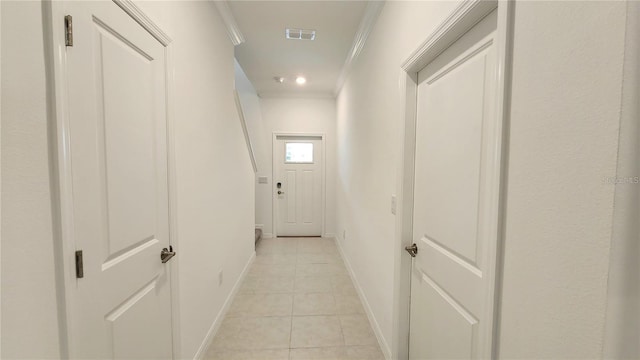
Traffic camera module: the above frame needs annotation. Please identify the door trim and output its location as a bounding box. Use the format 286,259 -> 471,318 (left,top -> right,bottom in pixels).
272,132 -> 326,238
44,1 -> 181,358
392,0 -> 514,358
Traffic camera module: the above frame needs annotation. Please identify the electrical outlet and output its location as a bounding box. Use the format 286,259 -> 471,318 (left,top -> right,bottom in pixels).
218,270 -> 223,286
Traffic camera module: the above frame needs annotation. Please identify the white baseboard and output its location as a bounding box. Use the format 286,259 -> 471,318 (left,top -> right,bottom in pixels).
263,233 -> 274,239
334,238 -> 392,359
193,251 -> 256,359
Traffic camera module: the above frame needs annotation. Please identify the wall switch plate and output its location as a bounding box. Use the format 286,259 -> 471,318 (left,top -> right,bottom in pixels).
218,270 -> 224,286
258,176 -> 268,184
391,195 -> 397,215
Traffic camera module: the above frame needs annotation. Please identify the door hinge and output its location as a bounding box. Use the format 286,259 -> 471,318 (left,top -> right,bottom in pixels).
64,15 -> 73,47
75,250 -> 84,278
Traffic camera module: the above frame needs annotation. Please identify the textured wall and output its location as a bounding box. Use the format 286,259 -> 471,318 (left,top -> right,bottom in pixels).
499,1 -> 627,358
1,1 -> 62,358
603,2 -> 639,358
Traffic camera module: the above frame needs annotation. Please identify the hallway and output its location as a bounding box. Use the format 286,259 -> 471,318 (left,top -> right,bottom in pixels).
3,0 -> 639,358
205,237 -> 384,360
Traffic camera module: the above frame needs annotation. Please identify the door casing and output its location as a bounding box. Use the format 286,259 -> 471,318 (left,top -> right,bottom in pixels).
44,1 -> 181,357
272,132 -> 326,238
392,0 -> 515,359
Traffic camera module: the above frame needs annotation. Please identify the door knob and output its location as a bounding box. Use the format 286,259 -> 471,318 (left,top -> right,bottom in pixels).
278,190 -> 285,195
404,243 -> 418,257
161,246 -> 176,263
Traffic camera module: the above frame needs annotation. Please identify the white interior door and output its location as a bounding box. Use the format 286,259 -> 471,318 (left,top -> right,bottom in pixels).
408,10 -> 501,359
275,136 -> 323,236
63,1 -> 174,358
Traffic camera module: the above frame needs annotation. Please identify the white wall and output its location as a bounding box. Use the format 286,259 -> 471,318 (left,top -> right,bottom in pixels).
1,1 -> 255,359
336,2 -> 460,355
1,1 -> 63,358
603,2 -> 640,358
498,2 -> 627,358
258,97 -> 336,238
336,0 -> 630,358
134,2 -> 255,358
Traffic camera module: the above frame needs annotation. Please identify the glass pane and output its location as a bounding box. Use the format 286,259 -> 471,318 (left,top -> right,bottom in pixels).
285,142 -> 313,163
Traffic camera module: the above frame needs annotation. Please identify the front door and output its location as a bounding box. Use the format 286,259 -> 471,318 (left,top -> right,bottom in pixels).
275,136 -> 323,236
408,10 -> 501,359
62,1 -> 174,358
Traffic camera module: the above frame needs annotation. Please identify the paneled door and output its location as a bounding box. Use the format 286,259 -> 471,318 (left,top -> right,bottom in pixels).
61,1 -> 174,358
408,10 -> 501,359
274,136 -> 323,236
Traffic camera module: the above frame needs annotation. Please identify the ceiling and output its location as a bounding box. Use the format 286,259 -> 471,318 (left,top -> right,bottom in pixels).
229,1 -> 370,97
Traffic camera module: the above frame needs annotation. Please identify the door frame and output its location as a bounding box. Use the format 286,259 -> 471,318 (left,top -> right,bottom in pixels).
392,0 -> 514,358
44,1 -> 182,358
272,132 -> 326,238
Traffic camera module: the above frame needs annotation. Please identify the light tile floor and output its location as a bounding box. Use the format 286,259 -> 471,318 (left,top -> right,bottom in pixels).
205,237 -> 385,360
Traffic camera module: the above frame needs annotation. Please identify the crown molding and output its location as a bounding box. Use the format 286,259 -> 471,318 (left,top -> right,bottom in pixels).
213,1 -> 245,46
334,0 -> 385,96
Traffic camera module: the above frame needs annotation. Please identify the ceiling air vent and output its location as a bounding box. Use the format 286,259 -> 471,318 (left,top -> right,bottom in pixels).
286,28 -> 316,41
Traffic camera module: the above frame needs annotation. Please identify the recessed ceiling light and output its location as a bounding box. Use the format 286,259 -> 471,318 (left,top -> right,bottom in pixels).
274,76 -> 284,83
296,76 -> 306,85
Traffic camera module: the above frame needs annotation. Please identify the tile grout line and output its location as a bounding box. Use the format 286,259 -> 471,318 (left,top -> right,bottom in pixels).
288,315 -> 293,353
211,238 -> 382,358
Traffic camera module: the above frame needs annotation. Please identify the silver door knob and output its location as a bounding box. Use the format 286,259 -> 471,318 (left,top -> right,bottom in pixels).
161,246 -> 176,263
404,244 -> 418,257
278,190 -> 285,195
